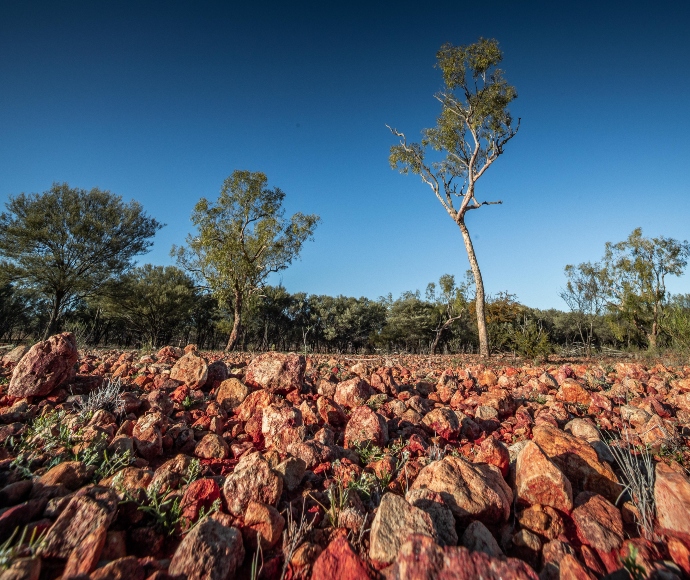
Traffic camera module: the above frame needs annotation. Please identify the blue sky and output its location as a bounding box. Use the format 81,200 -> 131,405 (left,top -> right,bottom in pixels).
1,0 -> 688,309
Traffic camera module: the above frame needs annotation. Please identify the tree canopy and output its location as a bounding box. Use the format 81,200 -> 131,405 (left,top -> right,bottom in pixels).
173,170 -> 320,351
0,182 -> 162,338
388,37 -> 519,357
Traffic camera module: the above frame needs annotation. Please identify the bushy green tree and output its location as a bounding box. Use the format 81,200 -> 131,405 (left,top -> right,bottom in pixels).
565,228 -> 690,350
103,265 -> 197,347
426,272 -> 473,354
0,183 -> 162,339
378,291 -> 438,353
173,170 -> 319,351
388,38 -> 519,357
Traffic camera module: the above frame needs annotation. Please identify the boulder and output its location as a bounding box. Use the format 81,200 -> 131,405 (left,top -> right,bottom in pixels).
222,451 -> 282,516
532,424 -> 620,503
572,492 -> 623,553
515,441 -> 573,512
8,333 -> 78,397
241,500 -> 285,550
334,377 -> 374,408
370,493 -> 436,564
460,520 -> 504,558
382,534 -> 539,580
344,405 -> 388,448
170,351 -> 208,390
215,378 -> 249,411
39,486 -> 118,577
168,515 -> 245,580
244,352 -> 305,393
422,407 -> 460,439
405,487 -> 458,547
262,403 -> 306,452
194,433 -> 229,459
312,536 -> 370,580
410,455 -> 512,524
655,461 -> 690,541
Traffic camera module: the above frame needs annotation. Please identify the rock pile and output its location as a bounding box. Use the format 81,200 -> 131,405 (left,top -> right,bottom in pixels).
1,336 -> 689,578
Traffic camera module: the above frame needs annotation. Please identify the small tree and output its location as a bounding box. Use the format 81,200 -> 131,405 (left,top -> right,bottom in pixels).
565,228 -> 690,350
560,262 -> 607,356
388,38 -> 519,357
0,183 -> 162,339
600,228 -> 690,349
426,272 -> 473,354
173,170 -> 319,351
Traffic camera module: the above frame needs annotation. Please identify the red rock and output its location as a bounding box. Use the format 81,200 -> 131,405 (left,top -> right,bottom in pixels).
370,492 -> 436,564
655,461 -> 690,542
316,396 -> 347,426
572,492 -> 623,554
422,408 -> 460,440
244,352 -> 305,393
382,534 -> 538,579
180,478 -> 220,522
478,388 -> 516,418
132,412 -> 167,461
1,344 -> 29,368
147,389 -> 173,416
156,345 -> 183,360
261,403 -> 306,452
410,455 -> 512,524
168,514 -> 245,580
312,536 -> 370,580
234,390 -> 277,422
91,556 -> 145,580
194,433 -> 229,459
474,436 -> 510,477
406,488 -> 458,547
205,360 -> 228,389
241,500 -> 285,550
8,333 -> 78,397
344,405 -> 389,448
532,424 -> 620,503
39,486 -> 118,576
477,369 -> 498,388
436,370 -> 459,403
460,519 -> 503,557
215,378 -> 249,411
558,553 -> 596,580
557,378 -> 592,406
516,441 -> 573,513
334,377 -> 374,408
170,351 -> 208,390
222,451 -> 282,517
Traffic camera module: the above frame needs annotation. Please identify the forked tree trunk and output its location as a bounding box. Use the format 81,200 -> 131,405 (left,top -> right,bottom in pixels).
225,291 -> 243,351
43,292 -> 64,341
457,219 -> 489,357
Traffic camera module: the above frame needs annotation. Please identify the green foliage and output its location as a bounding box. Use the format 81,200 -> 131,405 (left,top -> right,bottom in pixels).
660,294 -> 690,351
183,458 -> 203,485
352,441 -> 385,465
173,170 -> 319,350
117,477 -> 183,536
347,472 -> 379,501
621,545 -> 646,580
0,527 -> 47,570
0,183 -> 162,338
569,228 -> 690,350
103,265 -> 197,348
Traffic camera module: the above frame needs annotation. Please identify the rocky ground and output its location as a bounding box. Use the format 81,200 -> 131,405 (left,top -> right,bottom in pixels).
1,333 -> 690,579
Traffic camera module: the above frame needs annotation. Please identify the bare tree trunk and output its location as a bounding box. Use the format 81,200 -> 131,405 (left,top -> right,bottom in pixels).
43,293 -> 64,341
431,316 -> 461,355
457,219 -> 489,357
225,291 -> 243,351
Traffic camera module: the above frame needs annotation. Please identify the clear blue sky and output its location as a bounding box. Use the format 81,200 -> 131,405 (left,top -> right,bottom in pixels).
1,0 -> 689,309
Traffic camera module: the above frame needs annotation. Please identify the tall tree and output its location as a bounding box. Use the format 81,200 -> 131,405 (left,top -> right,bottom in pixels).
0,183 -> 162,339
388,38 -> 519,357
173,170 -> 319,351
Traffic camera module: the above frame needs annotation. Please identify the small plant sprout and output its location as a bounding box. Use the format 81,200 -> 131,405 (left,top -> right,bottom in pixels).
280,499 -> 315,580
352,441 -> 385,465
250,532 -> 263,580
0,527 -> 47,570
183,458 -> 203,485
621,544 -> 646,580
311,479 -> 349,528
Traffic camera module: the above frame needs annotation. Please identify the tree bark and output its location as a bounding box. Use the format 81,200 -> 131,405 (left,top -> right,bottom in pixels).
225,290 -> 243,351
457,219 -> 489,357
43,293 -> 64,341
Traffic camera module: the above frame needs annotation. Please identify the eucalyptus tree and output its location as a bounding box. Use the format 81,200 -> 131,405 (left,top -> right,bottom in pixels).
598,228 -> 689,349
426,272 -> 473,354
388,38 -> 519,357
0,183 -> 162,339
560,262 -> 607,355
173,170 -> 319,351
